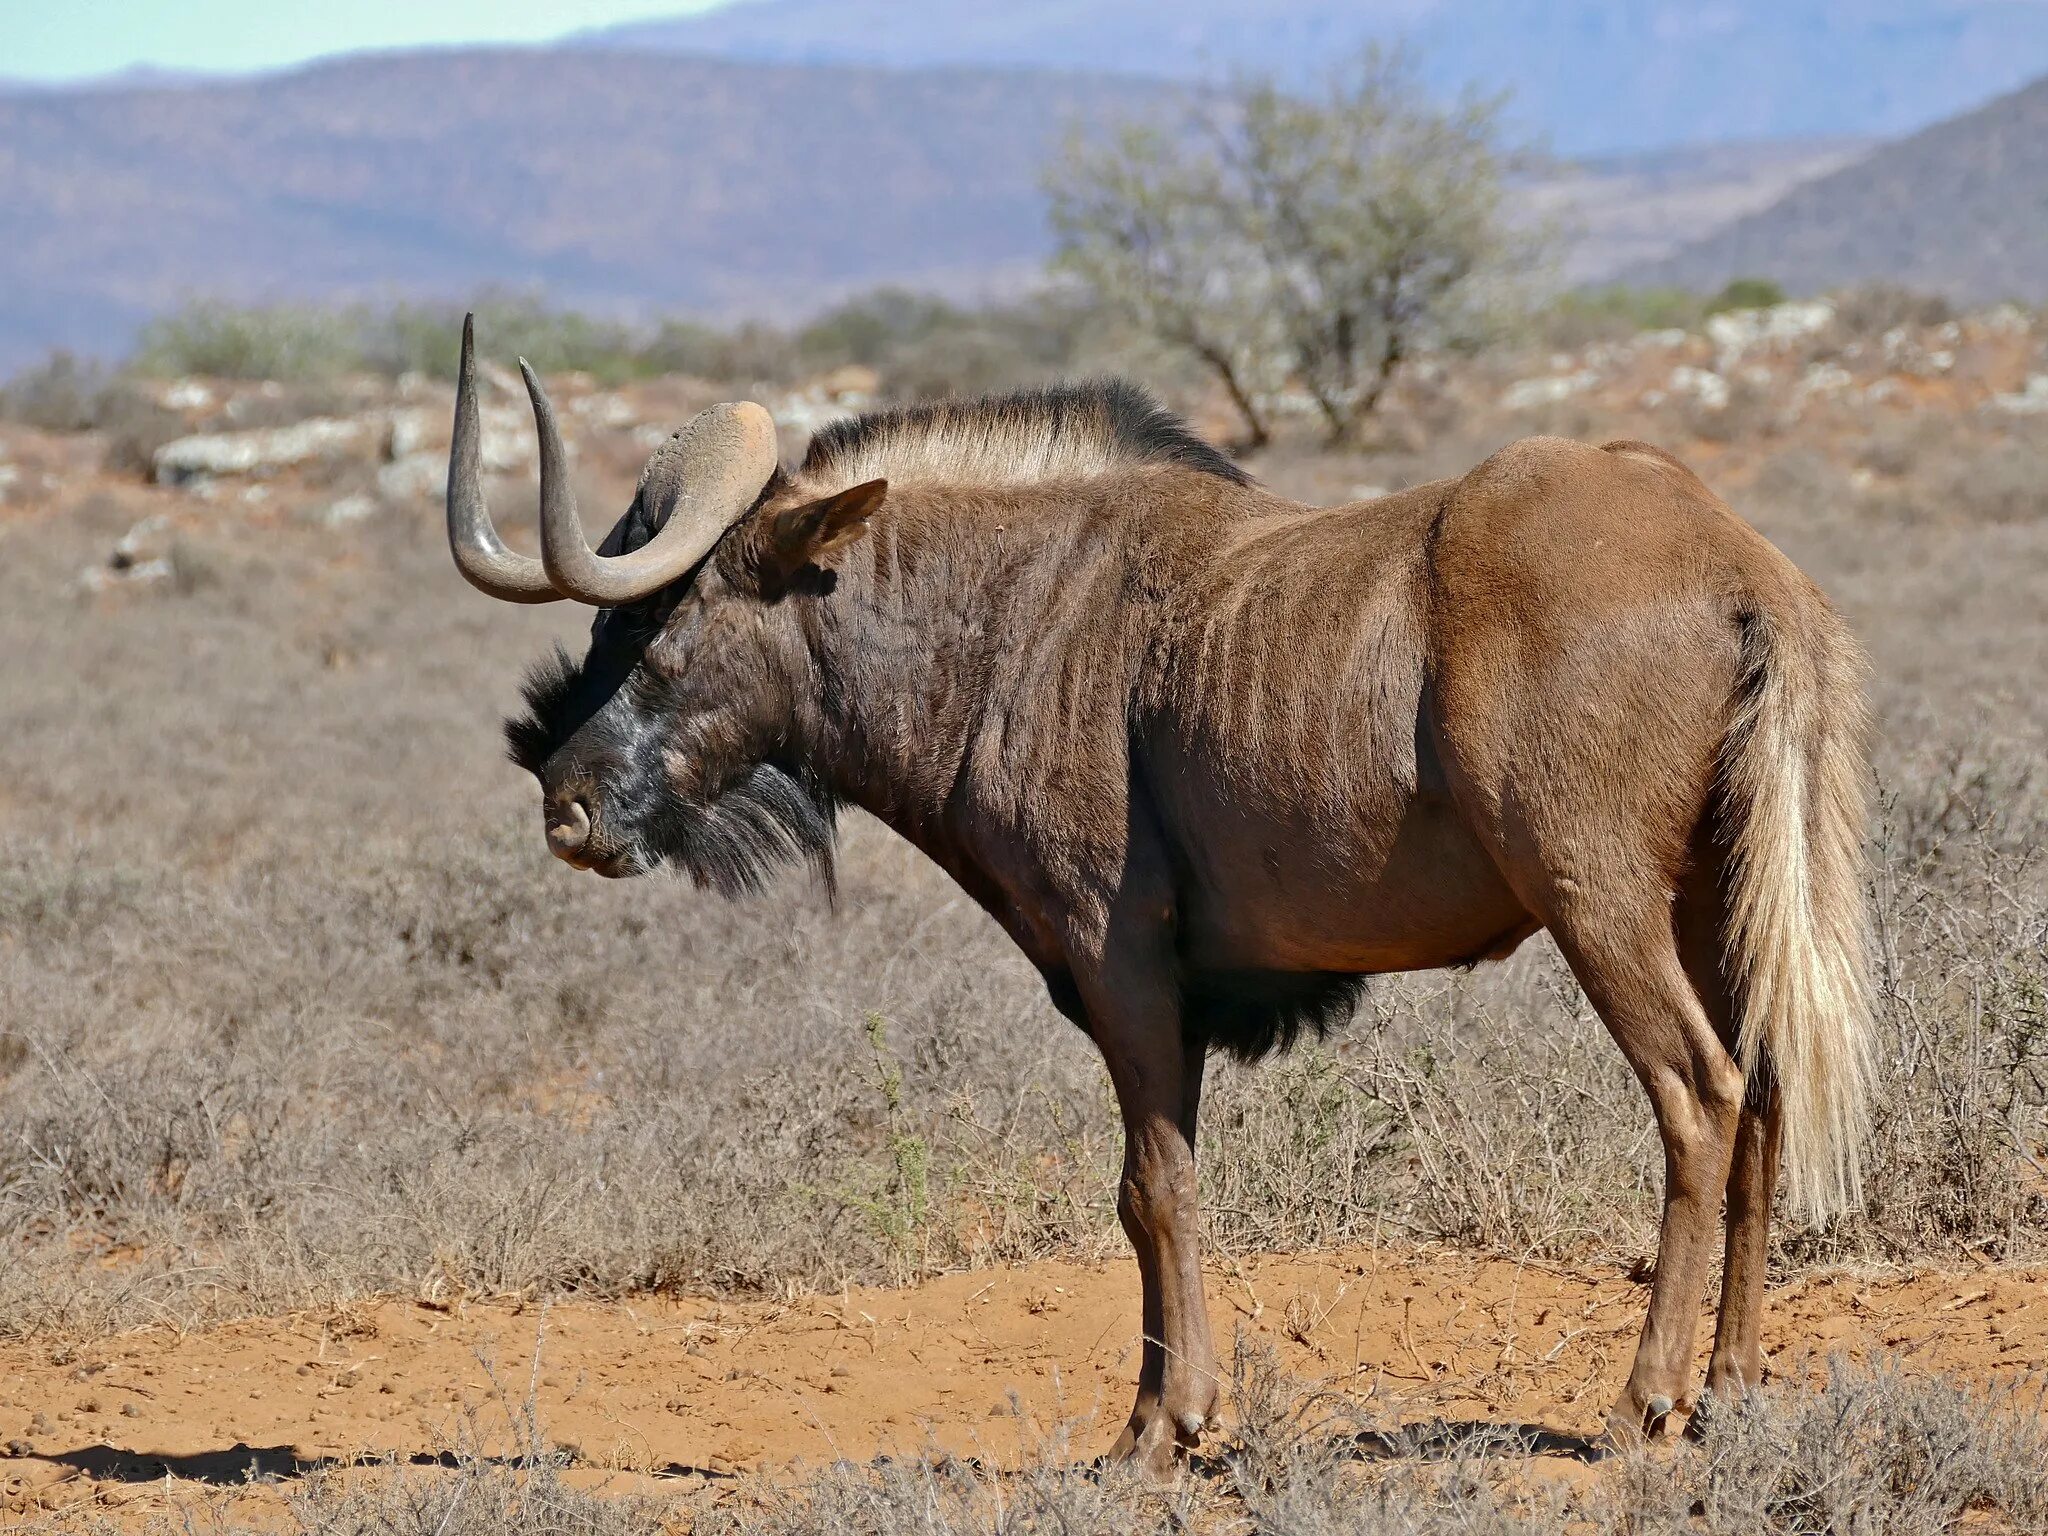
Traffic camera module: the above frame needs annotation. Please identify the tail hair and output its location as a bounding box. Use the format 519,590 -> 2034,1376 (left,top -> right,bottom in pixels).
1719,603 -> 1877,1223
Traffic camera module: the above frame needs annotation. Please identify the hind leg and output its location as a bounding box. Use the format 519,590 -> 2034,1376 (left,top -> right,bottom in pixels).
1547,892 -> 1745,1441
1704,1094 -> 1781,1401
1671,854 -> 1783,1407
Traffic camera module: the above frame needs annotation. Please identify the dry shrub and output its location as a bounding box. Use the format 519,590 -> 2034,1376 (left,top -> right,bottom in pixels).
1683,375 -> 1783,444
41,1356 -> 2036,1534
1870,429 -> 2048,526
93,380 -> 187,477
2,360 -> 2047,1337
1828,283 -> 1956,339
0,351 -> 108,431
684,1354 -> 2046,1536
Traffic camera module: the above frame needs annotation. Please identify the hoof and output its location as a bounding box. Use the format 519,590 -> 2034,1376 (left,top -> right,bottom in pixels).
1602,1391 -> 1683,1452
1107,1416 -> 1192,1484
1645,1394 -> 1676,1433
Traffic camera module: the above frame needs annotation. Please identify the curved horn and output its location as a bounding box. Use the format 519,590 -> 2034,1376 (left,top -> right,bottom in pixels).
445,315 -> 562,603
525,361 -> 779,607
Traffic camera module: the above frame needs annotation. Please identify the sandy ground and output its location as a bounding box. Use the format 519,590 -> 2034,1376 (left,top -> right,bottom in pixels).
2,1246 -> 2043,1527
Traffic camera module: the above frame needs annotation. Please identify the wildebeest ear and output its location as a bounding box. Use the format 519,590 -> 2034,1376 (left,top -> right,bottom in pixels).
761,478 -> 886,580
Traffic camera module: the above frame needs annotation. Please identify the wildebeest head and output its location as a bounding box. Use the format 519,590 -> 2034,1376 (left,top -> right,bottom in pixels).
446,317 -> 884,889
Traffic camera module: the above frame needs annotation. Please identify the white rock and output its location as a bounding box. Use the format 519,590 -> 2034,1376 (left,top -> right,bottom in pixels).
320,494 -> 380,526
569,392 -> 640,430
477,404 -> 537,472
1667,366 -> 1730,411
80,557 -> 173,593
1706,301 -> 1834,368
1990,376 -> 2048,415
153,417 -> 375,484
159,378 -> 215,411
377,452 -> 447,503
1978,304 -> 2033,336
114,514 -> 171,563
1501,371 -> 1597,411
1792,362 -> 1853,406
387,407 -> 437,460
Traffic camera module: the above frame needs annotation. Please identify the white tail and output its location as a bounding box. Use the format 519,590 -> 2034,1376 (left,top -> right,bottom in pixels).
1719,605 -> 1876,1222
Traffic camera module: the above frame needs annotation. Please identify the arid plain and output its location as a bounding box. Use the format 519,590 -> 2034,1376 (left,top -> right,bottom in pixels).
1,293 -> 2045,1530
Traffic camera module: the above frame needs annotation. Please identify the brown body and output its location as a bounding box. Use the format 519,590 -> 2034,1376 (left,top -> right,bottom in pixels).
449,359 -> 1874,1473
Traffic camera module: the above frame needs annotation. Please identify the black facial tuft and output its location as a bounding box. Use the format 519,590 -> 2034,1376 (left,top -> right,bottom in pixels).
502,608 -> 656,778
505,643 -> 579,777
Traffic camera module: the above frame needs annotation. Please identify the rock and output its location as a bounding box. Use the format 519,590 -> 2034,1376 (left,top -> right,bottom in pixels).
569,392 -> 641,430
1501,371 -> 1597,411
1990,376 -> 2048,415
153,417 -> 375,485
1666,366 -> 1730,411
386,407 -> 438,460
477,404 -> 537,472
320,494 -> 380,527
81,522 -> 176,593
1976,304 -> 2033,337
113,514 -> 172,567
1706,300 -> 1834,368
158,377 -> 215,412
773,366 -> 883,436
80,514 -> 176,592
1792,362 -> 1853,408
377,452 -> 446,504
818,363 -> 881,399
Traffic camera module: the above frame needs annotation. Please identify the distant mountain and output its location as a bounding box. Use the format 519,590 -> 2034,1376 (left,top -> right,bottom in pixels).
583,0 -> 2048,156
0,48 -> 1175,373
1634,72 -> 2048,301
0,46 -> 1860,374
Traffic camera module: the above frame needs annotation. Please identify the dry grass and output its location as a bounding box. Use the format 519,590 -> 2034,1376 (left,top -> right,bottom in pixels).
2,345 -> 2046,1340
24,1351 -> 2039,1535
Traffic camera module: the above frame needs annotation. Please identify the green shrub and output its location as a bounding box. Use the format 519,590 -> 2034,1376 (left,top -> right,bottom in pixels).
1705,275 -> 1789,315
1533,284 -> 1706,347
132,299 -> 367,380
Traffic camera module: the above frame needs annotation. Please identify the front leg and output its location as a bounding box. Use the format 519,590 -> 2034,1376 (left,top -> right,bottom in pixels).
1078,958 -> 1219,1476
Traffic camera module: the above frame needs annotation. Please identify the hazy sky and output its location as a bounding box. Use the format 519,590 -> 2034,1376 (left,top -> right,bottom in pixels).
4,1 -> 723,82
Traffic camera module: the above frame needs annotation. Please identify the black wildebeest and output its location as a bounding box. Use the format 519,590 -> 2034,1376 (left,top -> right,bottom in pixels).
446,318 -> 1873,1472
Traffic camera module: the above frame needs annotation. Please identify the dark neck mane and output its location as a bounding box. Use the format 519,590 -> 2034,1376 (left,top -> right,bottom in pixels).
796,379 -> 1250,495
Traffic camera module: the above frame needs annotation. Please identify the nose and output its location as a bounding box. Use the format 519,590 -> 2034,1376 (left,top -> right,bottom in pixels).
546,796 -> 592,860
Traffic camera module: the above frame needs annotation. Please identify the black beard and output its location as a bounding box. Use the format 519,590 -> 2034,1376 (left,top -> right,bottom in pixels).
634,760 -> 839,900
